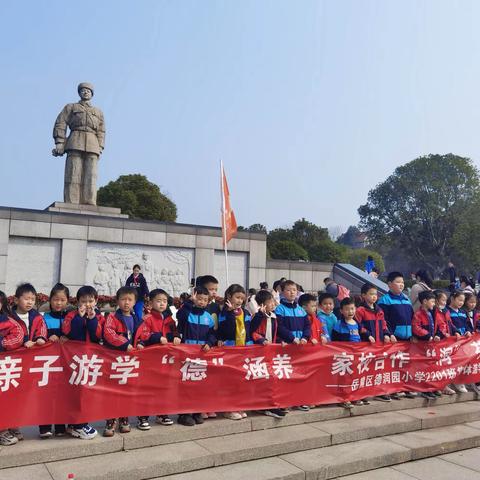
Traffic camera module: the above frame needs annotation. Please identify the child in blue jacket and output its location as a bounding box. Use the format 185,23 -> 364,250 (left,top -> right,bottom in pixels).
176,286 -> 217,427
274,280 -> 311,344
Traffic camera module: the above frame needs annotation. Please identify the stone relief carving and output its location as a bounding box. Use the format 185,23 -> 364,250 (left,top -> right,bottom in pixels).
86,242 -> 194,297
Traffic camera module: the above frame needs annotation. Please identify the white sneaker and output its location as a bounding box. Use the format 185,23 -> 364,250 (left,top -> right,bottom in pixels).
455,384 -> 468,394
70,425 -> 97,440
223,412 -> 243,420
443,385 -> 456,395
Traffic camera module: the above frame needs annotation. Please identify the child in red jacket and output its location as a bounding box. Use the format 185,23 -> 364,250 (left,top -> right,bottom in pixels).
103,286 -> 144,436
0,290 -> 23,446
10,283 -> 47,441
140,288 -> 181,427
298,293 -> 329,344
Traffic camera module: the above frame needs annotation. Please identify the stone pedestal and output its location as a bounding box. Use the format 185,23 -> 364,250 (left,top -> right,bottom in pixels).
46,202 -> 128,218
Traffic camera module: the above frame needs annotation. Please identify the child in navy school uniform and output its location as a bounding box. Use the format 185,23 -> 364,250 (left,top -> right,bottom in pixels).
103,286 -> 144,436
39,283 -> 71,439
332,297 -> 368,408
447,290 -> 472,394
275,280 -> 311,412
218,284 -> 252,421
176,286 -> 217,427
62,285 -> 104,440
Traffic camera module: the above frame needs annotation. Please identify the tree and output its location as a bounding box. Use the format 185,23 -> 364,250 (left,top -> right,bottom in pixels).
239,224 -> 267,233
269,240 -> 309,261
98,174 -> 177,222
309,240 -> 350,263
358,154 -> 480,276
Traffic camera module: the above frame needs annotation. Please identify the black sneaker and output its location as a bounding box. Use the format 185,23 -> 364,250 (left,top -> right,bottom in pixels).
376,395 -> 392,402
264,409 -> 287,418
404,391 -> 416,399
421,392 -> 436,399
390,393 -> 401,400
137,417 -> 151,431
362,398 -> 370,405
193,413 -> 204,424
178,414 -> 195,426
54,425 -> 67,437
433,390 -> 442,397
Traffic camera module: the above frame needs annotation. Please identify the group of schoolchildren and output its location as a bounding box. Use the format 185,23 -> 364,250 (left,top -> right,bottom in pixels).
0,270 -> 479,446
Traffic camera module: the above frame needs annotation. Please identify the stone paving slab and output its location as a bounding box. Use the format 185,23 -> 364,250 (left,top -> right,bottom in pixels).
0,433 -> 123,468
124,417 -> 252,450
197,424 -> 331,466
280,437 -> 412,480
397,401 -> 480,429
250,406 -> 350,431
393,456 -> 480,480
439,446 -> 480,471
333,467 -> 415,479
158,457 -> 305,480
0,464 -> 54,480
45,441 -> 215,480
384,424 -> 480,460
310,411 -> 421,445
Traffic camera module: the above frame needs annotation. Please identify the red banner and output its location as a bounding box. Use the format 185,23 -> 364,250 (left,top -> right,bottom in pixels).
2,336 -> 480,429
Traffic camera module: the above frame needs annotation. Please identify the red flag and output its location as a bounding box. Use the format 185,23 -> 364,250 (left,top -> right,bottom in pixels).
221,163 -> 237,246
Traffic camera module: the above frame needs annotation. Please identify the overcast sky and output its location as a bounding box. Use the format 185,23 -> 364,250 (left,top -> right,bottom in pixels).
2,0 -> 480,234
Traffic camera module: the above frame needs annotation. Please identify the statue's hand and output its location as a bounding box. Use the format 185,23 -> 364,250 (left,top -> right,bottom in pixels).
52,145 -> 65,156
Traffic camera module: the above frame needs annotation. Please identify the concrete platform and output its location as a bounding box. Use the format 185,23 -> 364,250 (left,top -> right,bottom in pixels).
2,396 -> 480,479
46,201 -> 128,218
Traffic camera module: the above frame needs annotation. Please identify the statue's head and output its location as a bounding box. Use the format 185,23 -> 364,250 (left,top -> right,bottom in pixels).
77,82 -> 94,100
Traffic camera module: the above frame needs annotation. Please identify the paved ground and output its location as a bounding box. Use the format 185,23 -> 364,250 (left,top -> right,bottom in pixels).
337,447 -> 480,479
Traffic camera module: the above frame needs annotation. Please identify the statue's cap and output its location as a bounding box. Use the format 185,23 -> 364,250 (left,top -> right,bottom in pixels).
77,82 -> 94,95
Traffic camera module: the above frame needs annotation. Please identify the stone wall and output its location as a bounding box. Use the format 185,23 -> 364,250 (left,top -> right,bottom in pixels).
0,207 -> 266,296
265,260 -> 333,292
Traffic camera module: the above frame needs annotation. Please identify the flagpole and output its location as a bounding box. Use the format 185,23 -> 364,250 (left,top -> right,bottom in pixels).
220,160 -> 230,286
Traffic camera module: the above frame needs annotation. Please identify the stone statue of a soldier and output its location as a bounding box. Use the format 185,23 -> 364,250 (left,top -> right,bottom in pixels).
52,82 -> 105,205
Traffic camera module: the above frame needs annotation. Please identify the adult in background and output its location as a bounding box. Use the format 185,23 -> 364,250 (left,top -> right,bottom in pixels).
409,269 -> 433,311
125,264 -> 149,319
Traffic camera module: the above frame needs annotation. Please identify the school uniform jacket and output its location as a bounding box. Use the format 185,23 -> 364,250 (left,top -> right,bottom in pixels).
140,308 -> 180,345
355,303 -> 391,342
307,313 -> 330,343
251,311 -> 279,344
377,292 -> 413,340
448,307 -> 472,335
103,309 -> 144,350
412,308 -> 438,340
331,318 -> 361,342
12,308 -> 47,344
218,306 -> 253,346
62,308 -> 104,343
43,310 -> 70,338
434,307 -> 458,337
274,299 -> 311,343
0,314 -> 24,351
176,302 -> 216,347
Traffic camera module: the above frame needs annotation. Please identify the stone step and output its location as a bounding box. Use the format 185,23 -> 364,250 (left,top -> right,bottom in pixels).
336,446 -> 480,479
1,393 -> 476,469
279,423 -> 480,479
2,401 -> 480,479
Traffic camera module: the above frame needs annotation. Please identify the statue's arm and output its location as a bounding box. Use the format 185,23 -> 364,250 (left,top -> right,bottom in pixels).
97,110 -> 106,152
52,104 -> 71,156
